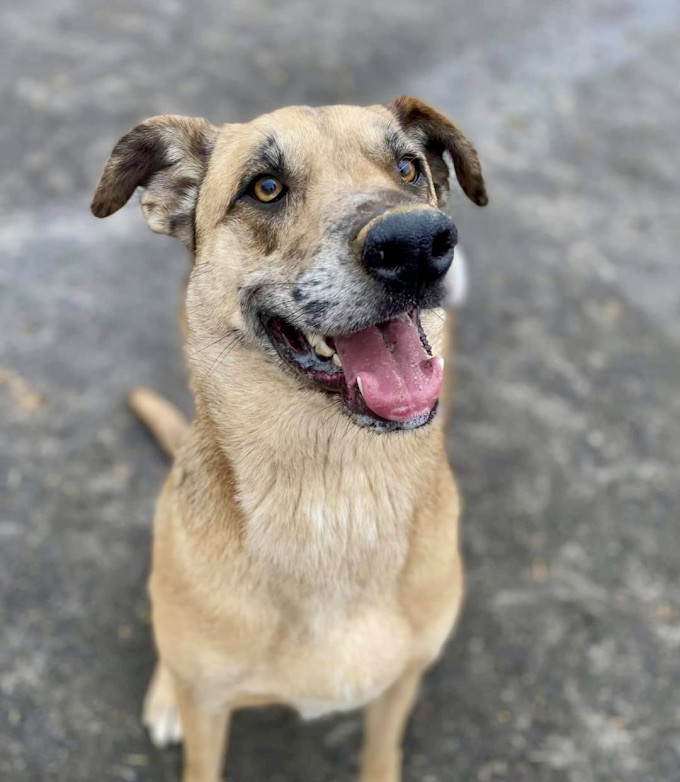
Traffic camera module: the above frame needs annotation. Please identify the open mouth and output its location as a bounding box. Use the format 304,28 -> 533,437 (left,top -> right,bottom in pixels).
261,310 -> 444,431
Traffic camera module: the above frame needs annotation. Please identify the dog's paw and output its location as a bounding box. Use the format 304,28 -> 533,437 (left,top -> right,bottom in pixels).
142,664 -> 183,748
144,701 -> 183,748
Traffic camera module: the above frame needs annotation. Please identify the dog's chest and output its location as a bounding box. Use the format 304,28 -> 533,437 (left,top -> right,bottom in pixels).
235,451 -> 417,593
244,600 -> 414,719
185,436 -> 441,716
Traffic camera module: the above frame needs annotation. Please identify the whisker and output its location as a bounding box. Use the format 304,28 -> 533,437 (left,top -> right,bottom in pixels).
203,334 -> 243,379
320,402 -> 345,430
349,417 -> 364,446
254,282 -> 301,287
342,416 -> 354,440
189,330 -> 239,357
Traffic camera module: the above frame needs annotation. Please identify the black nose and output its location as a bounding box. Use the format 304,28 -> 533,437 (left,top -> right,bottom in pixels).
361,210 -> 457,288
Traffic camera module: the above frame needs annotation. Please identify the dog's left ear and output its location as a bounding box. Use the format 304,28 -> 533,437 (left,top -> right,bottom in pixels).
91,115 -> 218,249
389,96 -> 488,208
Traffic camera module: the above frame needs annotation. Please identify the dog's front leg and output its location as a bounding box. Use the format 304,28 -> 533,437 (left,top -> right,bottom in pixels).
358,665 -> 424,782
174,679 -> 231,782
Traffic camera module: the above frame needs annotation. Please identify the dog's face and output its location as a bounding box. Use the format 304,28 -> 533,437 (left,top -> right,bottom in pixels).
92,98 -> 487,432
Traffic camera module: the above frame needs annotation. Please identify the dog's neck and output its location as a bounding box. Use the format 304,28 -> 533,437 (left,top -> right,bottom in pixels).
186,379 -> 448,602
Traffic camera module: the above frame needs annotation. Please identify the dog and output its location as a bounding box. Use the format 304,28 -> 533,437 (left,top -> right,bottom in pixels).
91,96 -> 487,782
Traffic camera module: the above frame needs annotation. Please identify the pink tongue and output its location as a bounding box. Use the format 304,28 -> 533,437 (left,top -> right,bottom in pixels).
333,314 -> 443,423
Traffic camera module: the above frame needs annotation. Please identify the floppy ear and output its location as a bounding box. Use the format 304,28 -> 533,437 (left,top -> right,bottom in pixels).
389,96 -> 488,208
91,115 -> 218,248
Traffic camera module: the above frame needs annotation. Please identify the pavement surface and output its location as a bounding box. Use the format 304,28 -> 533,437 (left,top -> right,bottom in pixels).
1,1 -> 679,780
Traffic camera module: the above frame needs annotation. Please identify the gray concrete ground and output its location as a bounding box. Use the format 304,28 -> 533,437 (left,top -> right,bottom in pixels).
1,1 -> 679,780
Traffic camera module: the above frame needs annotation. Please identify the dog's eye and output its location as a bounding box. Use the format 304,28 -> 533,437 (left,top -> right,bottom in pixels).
251,175 -> 286,203
397,157 -> 420,184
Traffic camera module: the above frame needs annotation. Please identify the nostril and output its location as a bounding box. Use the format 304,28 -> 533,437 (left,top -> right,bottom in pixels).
381,239 -> 404,261
431,228 -> 455,260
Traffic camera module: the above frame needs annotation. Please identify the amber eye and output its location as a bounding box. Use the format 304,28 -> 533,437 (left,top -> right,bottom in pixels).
397,157 -> 420,184
251,175 -> 285,203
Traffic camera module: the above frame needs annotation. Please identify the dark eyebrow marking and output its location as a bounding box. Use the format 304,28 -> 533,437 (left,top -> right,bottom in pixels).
365,123 -> 421,165
385,127 -> 406,157
225,135 -> 286,213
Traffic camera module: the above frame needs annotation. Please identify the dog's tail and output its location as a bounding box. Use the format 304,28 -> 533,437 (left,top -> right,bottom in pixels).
127,387 -> 189,459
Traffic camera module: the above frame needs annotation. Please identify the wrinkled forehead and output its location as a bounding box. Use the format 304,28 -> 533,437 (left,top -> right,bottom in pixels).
207,104 -> 419,194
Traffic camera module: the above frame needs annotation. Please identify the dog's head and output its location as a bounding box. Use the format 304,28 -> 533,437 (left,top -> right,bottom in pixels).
92,98 -> 487,433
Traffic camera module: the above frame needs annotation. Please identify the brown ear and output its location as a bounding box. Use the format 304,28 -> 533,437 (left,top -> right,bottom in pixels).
91,115 -> 218,248
389,96 -> 488,208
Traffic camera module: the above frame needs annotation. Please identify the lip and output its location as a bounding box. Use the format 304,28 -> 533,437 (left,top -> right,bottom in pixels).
260,309 -> 439,432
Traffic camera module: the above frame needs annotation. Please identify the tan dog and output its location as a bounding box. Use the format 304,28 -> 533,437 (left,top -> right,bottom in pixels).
91,97 -> 487,782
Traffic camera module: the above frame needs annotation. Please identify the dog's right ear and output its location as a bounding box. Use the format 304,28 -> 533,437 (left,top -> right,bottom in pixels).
91,115 -> 218,249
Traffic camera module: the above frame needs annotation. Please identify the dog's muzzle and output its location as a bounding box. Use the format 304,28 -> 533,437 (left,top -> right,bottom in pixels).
358,209 -> 457,289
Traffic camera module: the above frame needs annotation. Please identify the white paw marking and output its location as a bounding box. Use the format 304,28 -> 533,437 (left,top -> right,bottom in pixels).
142,668 -> 183,748
143,701 -> 183,747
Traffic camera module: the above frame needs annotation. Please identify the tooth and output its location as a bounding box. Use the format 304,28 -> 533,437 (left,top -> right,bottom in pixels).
356,375 -> 364,397
332,353 -> 342,367
435,356 -> 444,371
314,338 -> 334,358
305,331 -> 321,347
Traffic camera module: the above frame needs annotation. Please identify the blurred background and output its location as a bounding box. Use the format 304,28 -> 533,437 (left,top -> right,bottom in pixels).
2,0 -> 679,780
